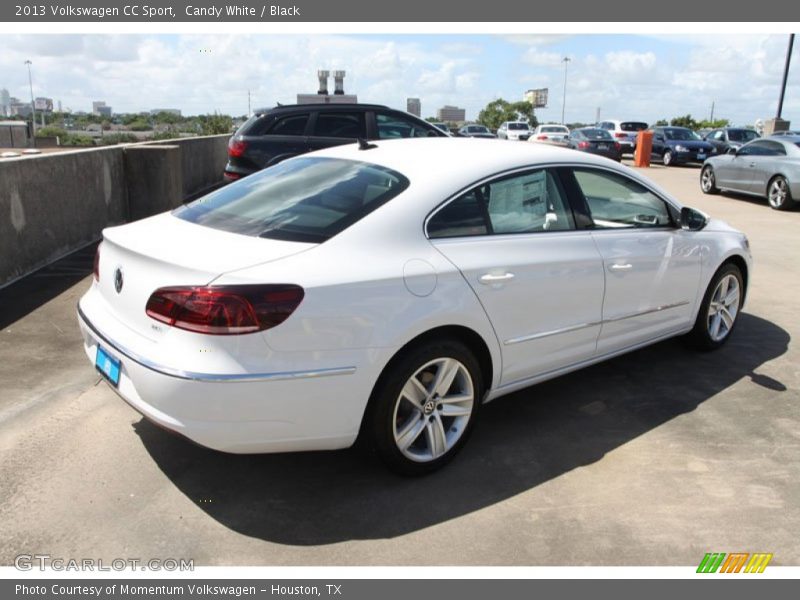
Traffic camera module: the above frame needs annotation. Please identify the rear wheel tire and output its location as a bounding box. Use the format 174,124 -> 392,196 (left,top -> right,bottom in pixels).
700,165 -> 720,194
767,175 -> 796,211
686,263 -> 743,351
365,339 -> 483,475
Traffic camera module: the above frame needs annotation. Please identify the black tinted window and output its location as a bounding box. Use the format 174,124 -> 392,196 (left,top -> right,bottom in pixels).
376,112 -> 433,139
175,157 -> 408,243
738,141 -> 782,156
427,191 -> 489,238
621,122 -> 648,132
268,114 -> 309,136
314,112 -> 366,138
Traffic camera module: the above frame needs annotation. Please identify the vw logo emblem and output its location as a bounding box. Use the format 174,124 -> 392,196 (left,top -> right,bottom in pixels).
114,267 -> 124,294
423,400 -> 436,415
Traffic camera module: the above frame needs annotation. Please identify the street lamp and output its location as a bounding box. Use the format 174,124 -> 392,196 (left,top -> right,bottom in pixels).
24,60 -> 36,135
561,56 -> 571,125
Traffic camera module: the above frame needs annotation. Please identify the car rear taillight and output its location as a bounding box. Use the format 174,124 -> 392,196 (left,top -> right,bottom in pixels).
145,285 -> 304,335
228,138 -> 248,158
614,132 -> 627,138
224,170 -> 242,181
537,135 -> 548,140
93,245 -> 100,282
578,141 -> 590,149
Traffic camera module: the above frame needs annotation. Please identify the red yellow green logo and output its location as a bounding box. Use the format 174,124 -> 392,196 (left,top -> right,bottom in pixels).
697,552 -> 773,573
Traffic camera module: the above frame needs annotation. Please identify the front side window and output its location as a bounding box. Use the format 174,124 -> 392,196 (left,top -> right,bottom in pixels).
428,169 -> 575,238
175,157 -> 409,243
376,113 -> 433,139
313,112 -> 366,138
572,169 -> 672,229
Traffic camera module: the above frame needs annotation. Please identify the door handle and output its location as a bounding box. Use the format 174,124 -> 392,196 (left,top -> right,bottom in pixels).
479,272 -> 515,284
749,162 -> 756,168
609,263 -> 633,271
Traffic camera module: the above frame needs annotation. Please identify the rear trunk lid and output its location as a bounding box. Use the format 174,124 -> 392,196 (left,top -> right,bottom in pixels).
96,212 -> 314,340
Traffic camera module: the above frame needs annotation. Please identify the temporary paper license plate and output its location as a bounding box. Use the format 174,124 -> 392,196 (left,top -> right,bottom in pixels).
95,345 -> 121,387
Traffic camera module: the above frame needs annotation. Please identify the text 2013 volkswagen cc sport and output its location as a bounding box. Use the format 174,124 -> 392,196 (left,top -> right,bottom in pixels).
78,138 -> 752,474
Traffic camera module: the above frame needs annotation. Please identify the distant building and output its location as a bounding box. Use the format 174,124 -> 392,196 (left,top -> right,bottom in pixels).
92,101 -> 112,117
436,105 -> 466,123
406,97 -> 421,117
0,89 -> 10,117
297,69 -> 357,104
9,100 -> 32,118
150,108 -> 182,116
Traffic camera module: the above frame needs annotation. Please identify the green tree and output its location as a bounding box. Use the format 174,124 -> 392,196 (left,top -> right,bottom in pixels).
200,112 -> 233,135
654,119 -> 669,126
35,126 -> 68,138
669,114 -> 698,129
477,99 -> 538,131
697,118 -> 730,129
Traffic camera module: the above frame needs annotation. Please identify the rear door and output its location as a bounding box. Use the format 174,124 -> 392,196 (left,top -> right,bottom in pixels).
428,167 -> 605,386
565,167 -> 701,354
244,112 -> 311,169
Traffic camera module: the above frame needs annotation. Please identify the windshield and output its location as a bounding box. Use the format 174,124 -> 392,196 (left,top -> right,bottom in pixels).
542,126 -> 568,133
664,128 -> 701,141
175,157 -> 409,243
509,123 -> 530,130
468,126 -> 490,133
728,129 -> 759,143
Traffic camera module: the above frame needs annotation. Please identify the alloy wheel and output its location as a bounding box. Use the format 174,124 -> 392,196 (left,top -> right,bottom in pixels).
768,177 -> 788,209
707,274 -> 740,342
392,357 -> 474,463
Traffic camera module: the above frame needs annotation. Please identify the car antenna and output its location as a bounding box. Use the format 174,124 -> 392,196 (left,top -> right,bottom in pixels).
358,138 -> 377,150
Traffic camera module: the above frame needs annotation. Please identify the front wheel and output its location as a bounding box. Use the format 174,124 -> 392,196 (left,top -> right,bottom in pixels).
700,165 -> 720,194
767,175 -> 796,211
366,339 -> 483,475
662,150 -> 673,166
686,263 -> 743,351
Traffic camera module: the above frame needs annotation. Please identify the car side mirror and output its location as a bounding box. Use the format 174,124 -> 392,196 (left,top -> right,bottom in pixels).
680,206 -> 708,231
727,147 -> 737,155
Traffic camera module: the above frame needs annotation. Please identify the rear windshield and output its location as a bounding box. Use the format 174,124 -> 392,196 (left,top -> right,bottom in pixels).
728,129 -> 759,143
621,122 -> 648,132
541,126 -> 568,133
509,123 -> 530,130
175,157 -> 409,243
468,126 -> 490,133
582,129 -> 613,140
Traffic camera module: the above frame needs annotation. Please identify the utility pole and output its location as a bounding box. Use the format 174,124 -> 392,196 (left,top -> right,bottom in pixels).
247,90 -> 251,116
24,60 -> 36,136
777,33 -> 795,119
561,56 -> 571,125
596,107 -> 601,123
710,100 -> 715,124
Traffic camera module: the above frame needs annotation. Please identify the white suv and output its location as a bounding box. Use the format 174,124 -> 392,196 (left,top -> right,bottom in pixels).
597,120 -> 648,154
497,121 -> 531,141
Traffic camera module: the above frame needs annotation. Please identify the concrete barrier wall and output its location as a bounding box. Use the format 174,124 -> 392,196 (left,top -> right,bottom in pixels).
0,134 -> 229,288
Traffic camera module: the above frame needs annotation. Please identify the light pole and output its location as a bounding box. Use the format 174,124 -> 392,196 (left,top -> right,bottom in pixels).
25,60 -> 36,135
777,33 -> 795,119
561,56 -> 571,125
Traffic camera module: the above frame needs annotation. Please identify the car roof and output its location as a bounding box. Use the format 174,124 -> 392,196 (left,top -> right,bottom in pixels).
253,102 -> 392,115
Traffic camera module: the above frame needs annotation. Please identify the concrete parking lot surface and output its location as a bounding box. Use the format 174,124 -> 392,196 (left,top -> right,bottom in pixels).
1,161 -> 798,566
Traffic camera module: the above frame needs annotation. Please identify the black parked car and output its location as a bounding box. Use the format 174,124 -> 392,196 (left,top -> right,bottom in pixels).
650,126 -> 715,166
224,103 -> 448,180
704,127 -> 760,154
567,128 -> 622,161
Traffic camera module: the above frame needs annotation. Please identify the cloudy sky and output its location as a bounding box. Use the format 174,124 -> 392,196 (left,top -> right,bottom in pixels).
1,33 -> 797,125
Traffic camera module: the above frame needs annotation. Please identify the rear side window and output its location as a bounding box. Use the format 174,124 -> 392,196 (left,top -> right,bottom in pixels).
313,112 -> 366,138
428,169 -> 575,238
267,114 -> 309,136
175,157 -> 409,243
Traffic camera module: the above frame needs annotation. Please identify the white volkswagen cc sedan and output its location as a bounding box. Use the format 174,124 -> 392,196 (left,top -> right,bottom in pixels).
78,138 -> 752,474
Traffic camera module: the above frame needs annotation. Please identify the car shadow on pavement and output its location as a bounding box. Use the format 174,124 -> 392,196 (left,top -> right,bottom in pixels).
135,312 -> 788,545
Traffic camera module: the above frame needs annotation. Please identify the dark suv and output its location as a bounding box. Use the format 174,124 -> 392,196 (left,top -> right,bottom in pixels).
224,103 -> 447,180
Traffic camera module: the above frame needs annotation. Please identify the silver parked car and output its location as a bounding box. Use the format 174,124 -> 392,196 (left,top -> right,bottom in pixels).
700,136 -> 800,211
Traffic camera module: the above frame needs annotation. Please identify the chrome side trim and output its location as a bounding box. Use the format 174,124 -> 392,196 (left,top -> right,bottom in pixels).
77,305 -> 356,383
602,300 -> 690,323
502,301 -> 690,346
505,321 -> 601,345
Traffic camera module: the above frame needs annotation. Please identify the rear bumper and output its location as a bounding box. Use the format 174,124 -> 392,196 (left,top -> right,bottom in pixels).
77,301 -> 369,454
